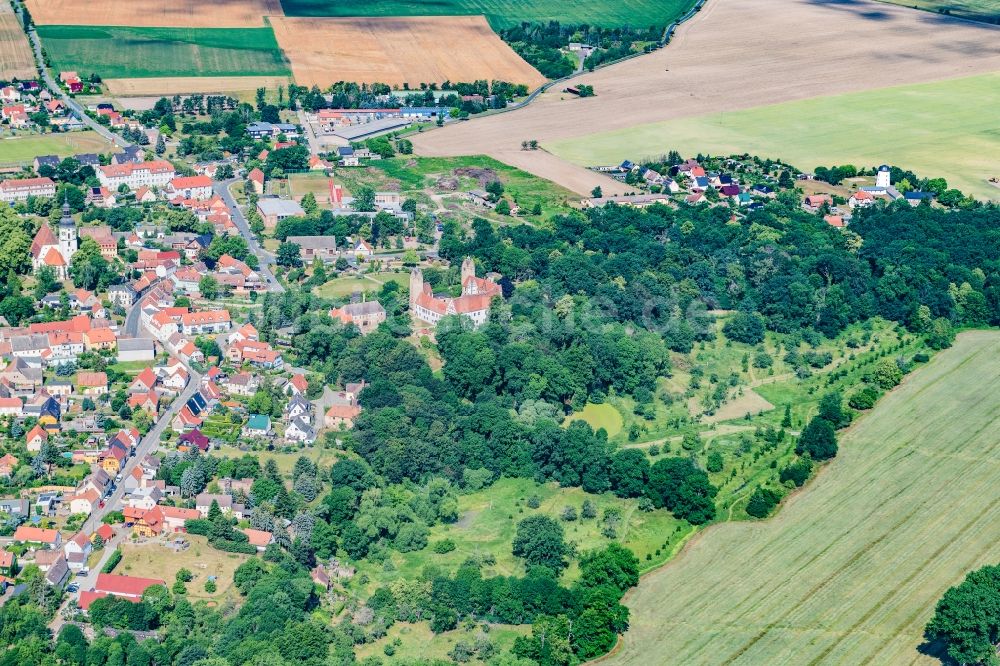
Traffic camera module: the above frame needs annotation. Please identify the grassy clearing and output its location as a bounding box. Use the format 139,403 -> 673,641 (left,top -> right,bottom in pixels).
610,331 -> 1000,666
314,272 -> 409,299
0,131 -> 112,165
118,534 -> 248,603
358,477 -> 688,595
36,25 -> 290,79
355,622 -> 528,663
369,155 -> 579,221
550,72 -> 1000,200
563,402 -> 624,438
279,0 -> 695,30
876,0 -> 1000,22
212,443 -> 341,478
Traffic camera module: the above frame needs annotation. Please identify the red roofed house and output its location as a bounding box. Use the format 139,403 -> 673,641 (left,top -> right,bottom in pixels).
5,176 -> 56,203
128,390 -> 159,416
130,367 -> 158,394
180,309 -> 231,335
248,167 -> 265,194
287,373 -> 308,396
804,194 -> 833,211
849,190 -> 875,209
159,505 -> 201,532
26,424 -> 48,452
166,175 -> 213,200
409,257 -> 500,328
0,397 -> 22,417
241,528 -> 273,551
93,523 -> 115,544
13,525 -> 61,548
824,215 -> 846,228
77,371 -> 108,395
325,401 -> 361,430
82,573 -> 166,610
83,327 -> 117,351
97,161 -> 175,190
0,453 -> 18,478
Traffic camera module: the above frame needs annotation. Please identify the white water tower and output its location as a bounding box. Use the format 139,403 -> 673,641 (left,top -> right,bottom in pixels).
876,165 -> 891,189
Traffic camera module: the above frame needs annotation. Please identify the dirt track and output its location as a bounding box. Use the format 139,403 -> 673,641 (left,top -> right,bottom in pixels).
412,0 -> 1000,194
271,16 -> 546,89
24,0 -> 283,27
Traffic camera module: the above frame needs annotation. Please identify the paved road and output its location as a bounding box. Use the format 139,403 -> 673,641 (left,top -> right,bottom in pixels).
14,1 -> 129,148
296,106 -> 322,156
215,179 -> 283,292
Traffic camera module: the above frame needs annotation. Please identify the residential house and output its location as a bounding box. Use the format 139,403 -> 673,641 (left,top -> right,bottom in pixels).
165,175 -> 213,200
285,416 -> 316,443
180,310 -> 231,335
0,551 -> 14,577
324,401 -> 361,430
804,194 -> 833,211
108,284 -> 137,309
195,493 -> 233,517
849,190 -> 875,209
0,398 -> 22,418
63,531 -> 93,570
248,168 -> 264,194
124,506 -> 163,538
13,526 -> 61,548
178,429 -> 210,453
82,573 -> 166,610
77,371 -> 108,396
25,424 -> 48,452
83,328 -> 117,352
285,373 -> 308,396
225,372 -> 259,397
69,488 -> 100,515
242,528 -> 272,552
243,414 -> 271,438
160,506 -> 200,532
0,454 -> 17,478
285,395 -> 312,423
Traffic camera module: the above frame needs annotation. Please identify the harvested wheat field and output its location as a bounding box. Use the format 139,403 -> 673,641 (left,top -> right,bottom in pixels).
271,16 -> 546,89
105,75 -> 290,96
24,0 -> 282,27
608,331 -> 1000,666
412,0 -> 1000,193
0,4 -> 35,80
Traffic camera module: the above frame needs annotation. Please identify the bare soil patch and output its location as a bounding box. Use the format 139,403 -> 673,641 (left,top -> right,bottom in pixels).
24,0 -> 283,27
412,0 -> 1000,194
271,16 -> 546,89
0,4 -> 35,80
105,75 -> 291,96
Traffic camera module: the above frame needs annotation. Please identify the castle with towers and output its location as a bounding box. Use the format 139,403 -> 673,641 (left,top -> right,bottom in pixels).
30,200 -> 78,280
409,257 -> 501,328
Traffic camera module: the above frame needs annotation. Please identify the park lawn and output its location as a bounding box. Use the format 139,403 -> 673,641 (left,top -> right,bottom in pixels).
314,272 -> 408,299
280,0 -> 695,29
359,477 -> 686,598
563,402 -> 624,439
355,622 -> 528,662
212,443 -> 341,479
118,534 -> 248,603
876,0 -> 1000,21
550,72 -> 1000,201
0,131 -> 111,165
36,25 -> 290,79
287,172 -> 334,201
610,331 -> 1000,666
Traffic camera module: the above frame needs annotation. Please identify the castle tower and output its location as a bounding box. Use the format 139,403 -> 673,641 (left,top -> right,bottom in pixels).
876,165 -> 891,190
409,267 -> 423,309
461,257 -> 475,287
58,198 -> 77,264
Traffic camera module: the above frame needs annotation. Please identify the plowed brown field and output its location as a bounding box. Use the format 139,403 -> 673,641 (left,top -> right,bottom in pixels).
412,0 -> 1000,194
271,16 -> 546,89
24,0 -> 283,27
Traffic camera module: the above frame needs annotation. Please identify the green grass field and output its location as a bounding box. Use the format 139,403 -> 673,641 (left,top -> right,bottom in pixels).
0,131 -> 111,165
314,272 -> 409,299
609,331 -> 1000,665
563,402 -> 624,438
359,477 -> 688,594
550,72 -> 1000,201
279,0 -> 695,29
877,0 -> 1000,22
36,25 -> 289,79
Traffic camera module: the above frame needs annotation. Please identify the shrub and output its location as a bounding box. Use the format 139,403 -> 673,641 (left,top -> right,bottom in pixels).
433,539 -> 456,554
848,385 -> 880,410
560,506 -> 578,522
746,487 -> 781,518
722,311 -> 766,344
706,451 -> 724,473
102,549 -> 122,573
526,495 -> 541,509
779,458 -> 812,487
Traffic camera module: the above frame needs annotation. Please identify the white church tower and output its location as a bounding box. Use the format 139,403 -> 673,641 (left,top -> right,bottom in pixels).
58,198 -> 77,263
875,165 -> 891,190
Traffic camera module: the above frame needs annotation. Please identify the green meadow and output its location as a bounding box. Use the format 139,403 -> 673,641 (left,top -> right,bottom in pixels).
36,25 -> 289,79
550,72 -> 1000,200
877,0 -> 1000,22
280,0 -> 696,29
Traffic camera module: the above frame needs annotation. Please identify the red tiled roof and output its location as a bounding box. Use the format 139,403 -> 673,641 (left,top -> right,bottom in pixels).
13,526 -> 59,543
94,573 -> 166,599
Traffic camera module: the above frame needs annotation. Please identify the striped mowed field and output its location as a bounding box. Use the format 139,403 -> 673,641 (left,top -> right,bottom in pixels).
609,331 -> 1000,665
